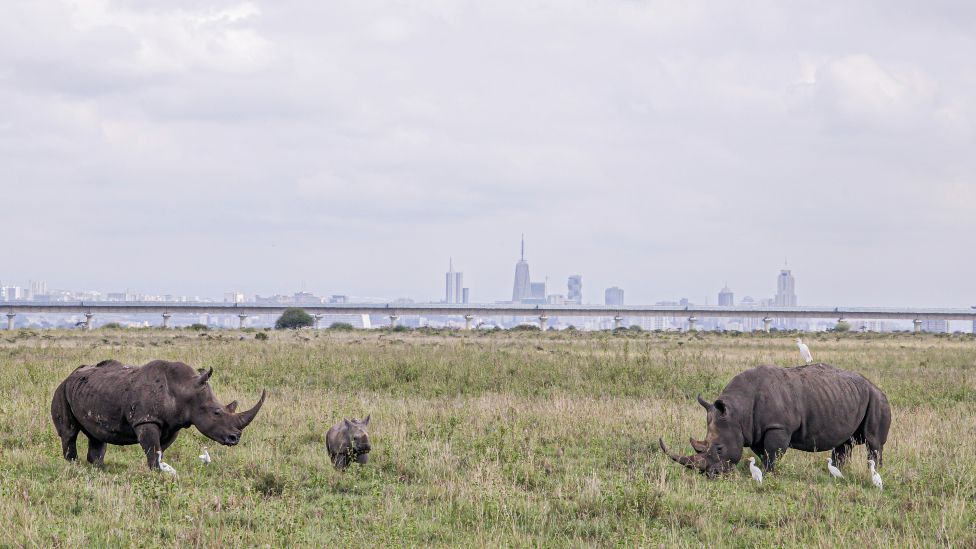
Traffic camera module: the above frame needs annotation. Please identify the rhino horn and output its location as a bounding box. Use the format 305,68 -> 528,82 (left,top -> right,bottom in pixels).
689,437 -> 708,453
659,438 -> 706,471
235,390 -> 266,429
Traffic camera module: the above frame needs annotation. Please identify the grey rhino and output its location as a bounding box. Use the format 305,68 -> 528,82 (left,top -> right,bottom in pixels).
660,363 -> 890,477
51,359 -> 266,470
326,416 -> 371,470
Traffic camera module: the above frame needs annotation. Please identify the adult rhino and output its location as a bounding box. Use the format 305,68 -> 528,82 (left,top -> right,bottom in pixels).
51,359 -> 266,470
659,363 -> 890,477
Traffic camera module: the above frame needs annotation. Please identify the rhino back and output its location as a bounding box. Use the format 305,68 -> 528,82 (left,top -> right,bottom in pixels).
63,360 -> 179,444
724,364 -> 880,451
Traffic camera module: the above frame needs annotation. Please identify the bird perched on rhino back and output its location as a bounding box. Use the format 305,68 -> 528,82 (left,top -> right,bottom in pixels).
326,415 -> 371,470
51,359 -> 266,470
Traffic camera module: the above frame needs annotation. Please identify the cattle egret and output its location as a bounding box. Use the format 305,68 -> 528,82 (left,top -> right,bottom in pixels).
748,457 -> 763,484
199,448 -> 211,465
157,451 -> 177,475
796,338 -> 813,364
868,459 -> 883,490
827,458 -> 843,479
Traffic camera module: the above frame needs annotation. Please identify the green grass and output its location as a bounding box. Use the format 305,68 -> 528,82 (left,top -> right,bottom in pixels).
1,329 -> 974,546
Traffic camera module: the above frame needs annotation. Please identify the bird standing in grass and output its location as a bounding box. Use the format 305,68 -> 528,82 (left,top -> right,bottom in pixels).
157,451 -> 177,475
868,459 -> 883,490
827,458 -> 843,479
748,457 -> 763,484
199,447 -> 211,465
796,338 -> 813,364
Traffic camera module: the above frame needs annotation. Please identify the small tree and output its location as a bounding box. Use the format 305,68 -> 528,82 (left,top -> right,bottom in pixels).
275,308 -> 313,329
833,321 -> 851,333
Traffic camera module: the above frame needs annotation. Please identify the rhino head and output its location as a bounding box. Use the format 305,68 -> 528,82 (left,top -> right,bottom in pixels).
345,415 -> 371,463
187,368 -> 266,446
660,394 -> 744,477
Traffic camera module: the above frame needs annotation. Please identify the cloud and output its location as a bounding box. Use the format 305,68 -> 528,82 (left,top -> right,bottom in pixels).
1,0 -> 974,306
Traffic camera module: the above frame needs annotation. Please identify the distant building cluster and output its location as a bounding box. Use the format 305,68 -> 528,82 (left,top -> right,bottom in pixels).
3,245 -> 970,333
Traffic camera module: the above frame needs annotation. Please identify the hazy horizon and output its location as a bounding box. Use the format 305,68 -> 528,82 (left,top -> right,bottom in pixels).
2,1 -> 974,307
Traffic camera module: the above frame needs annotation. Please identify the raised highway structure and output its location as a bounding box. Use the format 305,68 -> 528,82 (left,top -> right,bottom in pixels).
4,301 -> 976,332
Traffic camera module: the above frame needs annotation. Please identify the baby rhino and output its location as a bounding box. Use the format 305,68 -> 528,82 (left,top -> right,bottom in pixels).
326,415 -> 371,470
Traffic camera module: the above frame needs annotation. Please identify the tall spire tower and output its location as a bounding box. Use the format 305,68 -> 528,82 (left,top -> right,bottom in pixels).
511,235 -> 531,303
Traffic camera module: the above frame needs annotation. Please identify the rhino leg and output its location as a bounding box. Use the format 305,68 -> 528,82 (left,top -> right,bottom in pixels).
332,452 -> 349,471
760,429 -> 790,472
51,381 -> 79,461
866,443 -> 884,469
831,441 -> 853,467
135,423 -> 162,470
86,437 -> 107,467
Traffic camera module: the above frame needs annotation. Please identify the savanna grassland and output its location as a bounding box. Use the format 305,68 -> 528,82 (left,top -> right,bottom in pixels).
1,327 -> 974,547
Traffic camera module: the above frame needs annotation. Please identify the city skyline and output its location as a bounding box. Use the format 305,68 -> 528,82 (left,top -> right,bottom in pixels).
1,2 -> 974,308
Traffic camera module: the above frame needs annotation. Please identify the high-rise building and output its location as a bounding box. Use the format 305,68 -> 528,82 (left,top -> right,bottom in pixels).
775,269 -> 797,307
461,288 -> 469,304
511,236 -> 531,303
567,275 -> 582,304
605,286 -> 624,305
530,282 -> 546,300
718,284 -> 734,306
445,259 -> 463,303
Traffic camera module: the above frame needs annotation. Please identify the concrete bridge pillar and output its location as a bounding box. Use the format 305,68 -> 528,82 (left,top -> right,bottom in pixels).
913,319 -> 923,333
538,314 -> 549,331
84,313 -> 94,330
161,313 -> 171,329
313,314 -> 322,329
389,314 -> 398,328
762,317 -> 772,333
687,316 -> 697,332
6,312 -> 15,330
464,314 -> 474,330
613,315 -> 623,330
238,314 -> 248,329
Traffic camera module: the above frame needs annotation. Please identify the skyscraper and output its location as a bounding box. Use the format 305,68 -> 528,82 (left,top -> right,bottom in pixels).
511,235 -> 531,303
567,275 -> 582,304
774,269 -> 797,307
445,259 -> 463,303
718,284 -> 734,306
605,286 -> 624,305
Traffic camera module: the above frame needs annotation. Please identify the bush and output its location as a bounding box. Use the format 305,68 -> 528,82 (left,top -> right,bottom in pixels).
328,322 -> 355,331
101,322 -> 123,330
275,308 -> 313,330
833,321 -> 851,333
254,332 -> 269,341
188,323 -> 209,331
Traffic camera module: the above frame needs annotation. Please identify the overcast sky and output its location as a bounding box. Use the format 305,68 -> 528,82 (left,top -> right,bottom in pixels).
2,0 -> 974,306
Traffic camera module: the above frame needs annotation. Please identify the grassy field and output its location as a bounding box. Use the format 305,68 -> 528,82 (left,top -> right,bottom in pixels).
1,328 -> 974,547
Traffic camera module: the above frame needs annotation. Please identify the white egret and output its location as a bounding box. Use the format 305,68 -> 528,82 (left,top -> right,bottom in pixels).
199,447 -> 211,465
868,459 -> 883,490
796,338 -> 813,364
157,451 -> 177,476
748,457 -> 763,484
827,458 -> 843,479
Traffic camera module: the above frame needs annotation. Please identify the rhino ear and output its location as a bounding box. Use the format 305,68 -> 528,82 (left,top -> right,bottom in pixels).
197,367 -> 213,386
363,414 -> 370,426
344,418 -> 353,429
226,400 -> 239,413
714,399 -> 729,417
697,394 -> 714,411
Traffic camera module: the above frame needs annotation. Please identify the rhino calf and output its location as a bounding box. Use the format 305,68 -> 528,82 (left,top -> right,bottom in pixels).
326,416 -> 371,470
51,359 -> 266,470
